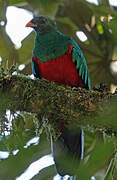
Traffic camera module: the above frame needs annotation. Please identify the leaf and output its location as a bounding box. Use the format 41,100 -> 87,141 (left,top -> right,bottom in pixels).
9,0 -> 26,5
104,155 -> 117,180
77,141 -> 114,180
32,165 -> 57,180
107,18 -> 117,43
27,0 -> 62,17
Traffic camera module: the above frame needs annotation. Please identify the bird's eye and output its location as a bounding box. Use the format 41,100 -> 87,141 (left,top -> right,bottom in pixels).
40,19 -> 46,24
39,17 -> 47,24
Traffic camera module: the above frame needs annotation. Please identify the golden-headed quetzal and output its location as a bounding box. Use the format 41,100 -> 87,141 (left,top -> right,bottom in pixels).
26,16 -> 90,179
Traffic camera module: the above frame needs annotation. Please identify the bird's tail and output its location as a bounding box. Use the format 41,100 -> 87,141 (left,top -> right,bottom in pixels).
51,127 -> 84,177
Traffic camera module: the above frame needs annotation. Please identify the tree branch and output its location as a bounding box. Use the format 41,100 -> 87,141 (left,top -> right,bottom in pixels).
0,73 -> 116,134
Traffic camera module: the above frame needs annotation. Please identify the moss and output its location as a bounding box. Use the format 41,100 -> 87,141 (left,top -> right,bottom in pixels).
0,69 -> 117,137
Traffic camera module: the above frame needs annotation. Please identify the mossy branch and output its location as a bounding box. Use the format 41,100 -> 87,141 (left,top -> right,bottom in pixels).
0,72 -> 117,133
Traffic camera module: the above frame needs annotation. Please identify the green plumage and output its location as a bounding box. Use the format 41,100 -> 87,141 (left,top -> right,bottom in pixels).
71,39 -> 90,88
32,29 -> 90,88
33,30 -> 71,62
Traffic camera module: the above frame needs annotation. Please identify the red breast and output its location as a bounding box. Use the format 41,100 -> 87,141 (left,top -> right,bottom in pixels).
33,45 -> 83,88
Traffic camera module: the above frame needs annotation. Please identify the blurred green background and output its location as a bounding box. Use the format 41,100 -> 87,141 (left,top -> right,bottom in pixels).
0,0 -> 117,179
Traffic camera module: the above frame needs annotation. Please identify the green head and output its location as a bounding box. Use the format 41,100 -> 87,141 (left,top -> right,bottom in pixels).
26,16 -> 57,34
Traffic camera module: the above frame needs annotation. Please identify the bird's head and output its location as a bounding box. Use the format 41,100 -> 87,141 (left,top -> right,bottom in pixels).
26,16 -> 57,34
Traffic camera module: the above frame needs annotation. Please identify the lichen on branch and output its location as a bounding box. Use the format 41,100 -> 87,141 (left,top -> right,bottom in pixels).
0,70 -> 116,134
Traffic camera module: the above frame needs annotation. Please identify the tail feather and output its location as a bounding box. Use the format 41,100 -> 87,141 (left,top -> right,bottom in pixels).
52,128 -> 84,176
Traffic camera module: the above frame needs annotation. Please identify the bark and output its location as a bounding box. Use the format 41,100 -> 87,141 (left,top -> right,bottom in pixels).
0,72 -> 116,134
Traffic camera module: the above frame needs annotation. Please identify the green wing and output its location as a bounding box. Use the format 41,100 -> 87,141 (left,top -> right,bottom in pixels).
71,39 -> 90,89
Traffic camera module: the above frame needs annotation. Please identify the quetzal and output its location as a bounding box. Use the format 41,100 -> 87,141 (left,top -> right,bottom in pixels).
26,16 -> 90,178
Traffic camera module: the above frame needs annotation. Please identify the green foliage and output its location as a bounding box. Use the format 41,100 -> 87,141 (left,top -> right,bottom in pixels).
104,154 -> 117,180
78,141 -> 115,180
0,132 -> 51,180
107,17 -> 117,42
9,0 -> 26,5
32,165 -> 56,180
0,64 -> 17,79
56,17 -> 78,32
94,99 -> 117,131
0,0 -> 117,179
27,0 -> 62,16
97,24 -> 104,34
0,0 -> 117,85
